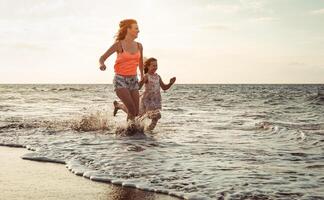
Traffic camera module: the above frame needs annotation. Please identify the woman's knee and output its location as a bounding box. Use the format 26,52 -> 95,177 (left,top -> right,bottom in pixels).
115,89 -> 136,116
128,105 -> 137,116
123,101 -> 136,116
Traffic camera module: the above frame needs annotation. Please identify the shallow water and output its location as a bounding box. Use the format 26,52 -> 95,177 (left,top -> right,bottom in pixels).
0,84 -> 324,200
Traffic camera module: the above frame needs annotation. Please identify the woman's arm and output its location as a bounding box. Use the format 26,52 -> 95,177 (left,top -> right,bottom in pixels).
138,42 -> 144,78
99,42 -> 119,70
159,76 -> 176,91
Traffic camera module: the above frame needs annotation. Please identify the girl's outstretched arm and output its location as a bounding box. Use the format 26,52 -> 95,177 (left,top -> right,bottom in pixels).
99,42 -> 119,70
159,76 -> 176,90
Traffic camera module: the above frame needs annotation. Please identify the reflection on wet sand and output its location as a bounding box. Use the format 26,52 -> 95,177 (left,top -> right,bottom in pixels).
107,186 -> 173,200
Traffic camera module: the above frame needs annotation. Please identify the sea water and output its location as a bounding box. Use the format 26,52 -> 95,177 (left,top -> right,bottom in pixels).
0,84 -> 323,200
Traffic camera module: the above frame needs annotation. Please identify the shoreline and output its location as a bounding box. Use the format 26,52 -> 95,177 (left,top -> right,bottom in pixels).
0,145 -> 179,200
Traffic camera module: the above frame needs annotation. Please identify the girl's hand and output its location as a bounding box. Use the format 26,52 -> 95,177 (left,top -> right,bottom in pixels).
99,64 -> 106,71
170,77 -> 176,84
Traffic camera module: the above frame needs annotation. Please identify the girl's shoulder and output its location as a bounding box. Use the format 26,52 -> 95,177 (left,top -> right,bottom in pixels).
152,73 -> 161,80
156,73 -> 161,80
146,73 -> 159,77
145,73 -> 160,84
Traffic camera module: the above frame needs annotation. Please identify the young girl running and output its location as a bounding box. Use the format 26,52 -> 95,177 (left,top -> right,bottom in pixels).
113,57 -> 176,131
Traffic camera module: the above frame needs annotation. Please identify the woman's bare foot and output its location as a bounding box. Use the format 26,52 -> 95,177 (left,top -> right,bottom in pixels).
113,100 -> 119,116
146,119 -> 158,131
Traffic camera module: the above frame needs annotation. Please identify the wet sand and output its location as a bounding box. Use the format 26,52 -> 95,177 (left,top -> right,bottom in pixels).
0,146 -> 179,200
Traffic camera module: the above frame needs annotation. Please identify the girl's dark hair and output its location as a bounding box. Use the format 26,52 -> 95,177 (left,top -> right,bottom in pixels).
115,19 -> 137,42
144,57 -> 157,74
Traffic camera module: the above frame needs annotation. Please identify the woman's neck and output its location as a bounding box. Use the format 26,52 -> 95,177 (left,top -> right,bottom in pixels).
124,34 -> 135,42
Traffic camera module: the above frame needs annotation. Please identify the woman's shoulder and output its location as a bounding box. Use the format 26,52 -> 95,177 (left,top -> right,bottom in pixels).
114,41 -> 123,53
113,41 -> 122,46
136,41 -> 143,50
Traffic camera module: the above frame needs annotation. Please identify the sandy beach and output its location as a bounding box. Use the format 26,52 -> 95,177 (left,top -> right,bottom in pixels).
0,146 -> 179,200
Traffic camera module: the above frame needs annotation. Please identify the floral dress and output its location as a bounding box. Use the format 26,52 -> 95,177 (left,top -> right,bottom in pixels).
139,73 -> 162,118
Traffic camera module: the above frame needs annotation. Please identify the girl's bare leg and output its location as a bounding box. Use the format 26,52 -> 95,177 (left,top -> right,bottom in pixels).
147,112 -> 161,131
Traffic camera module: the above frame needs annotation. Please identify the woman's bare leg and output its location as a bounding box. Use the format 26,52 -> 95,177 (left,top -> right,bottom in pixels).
113,100 -> 128,115
115,88 -> 136,121
130,90 -> 139,117
147,118 -> 159,131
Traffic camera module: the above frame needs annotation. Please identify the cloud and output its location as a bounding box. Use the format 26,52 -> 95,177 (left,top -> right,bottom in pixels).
0,42 -> 47,51
287,61 -> 324,70
288,61 -> 307,66
239,0 -> 264,10
239,0 -> 274,15
206,0 -> 274,17
199,24 -> 231,31
310,8 -> 324,15
206,4 -> 241,13
250,17 -> 279,22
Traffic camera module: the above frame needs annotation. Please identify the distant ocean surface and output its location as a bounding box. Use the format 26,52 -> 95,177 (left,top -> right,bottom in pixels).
0,84 -> 323,200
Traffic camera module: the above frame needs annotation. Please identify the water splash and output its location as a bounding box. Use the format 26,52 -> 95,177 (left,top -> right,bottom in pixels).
71,110 -> 114,132
115,120 -> 145,136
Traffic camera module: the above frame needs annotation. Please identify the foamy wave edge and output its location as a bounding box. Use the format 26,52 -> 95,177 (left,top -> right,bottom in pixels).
0,142 -> 210,200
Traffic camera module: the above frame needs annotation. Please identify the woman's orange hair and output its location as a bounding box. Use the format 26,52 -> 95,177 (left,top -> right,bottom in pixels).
115,19 -> 137,42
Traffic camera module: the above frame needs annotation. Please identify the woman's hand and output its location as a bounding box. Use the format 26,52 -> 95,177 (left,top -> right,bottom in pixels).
99,64 -> 106,71
170,77 -> 176,84
138,75 -> 148,90
139,75 -> 148,84
140,72 -> 144,81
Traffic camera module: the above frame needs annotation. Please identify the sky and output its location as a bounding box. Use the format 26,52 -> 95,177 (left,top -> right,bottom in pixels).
1,0 -> 324,84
